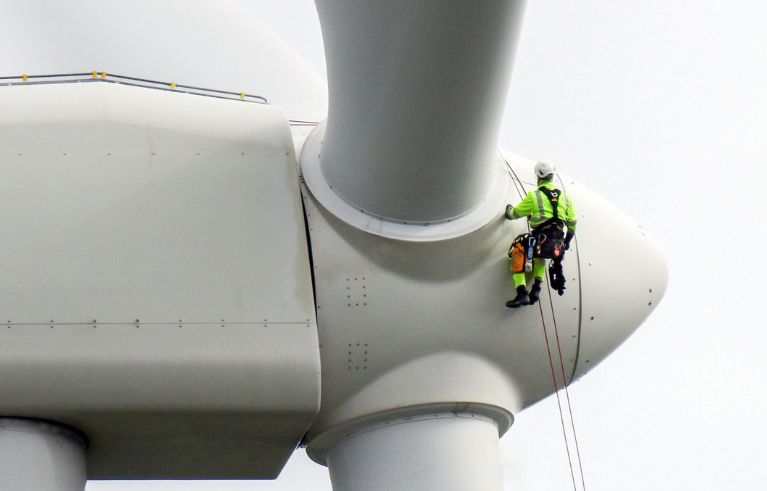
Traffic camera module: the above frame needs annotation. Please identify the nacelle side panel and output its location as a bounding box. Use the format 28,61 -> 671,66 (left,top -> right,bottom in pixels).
0,82 -> 320,479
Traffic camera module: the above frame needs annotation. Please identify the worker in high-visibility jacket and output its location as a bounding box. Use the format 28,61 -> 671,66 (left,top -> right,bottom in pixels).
504,161 -> 576,308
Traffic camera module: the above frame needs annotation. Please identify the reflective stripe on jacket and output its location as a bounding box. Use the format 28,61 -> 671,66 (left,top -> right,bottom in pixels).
505,181 -> 577,231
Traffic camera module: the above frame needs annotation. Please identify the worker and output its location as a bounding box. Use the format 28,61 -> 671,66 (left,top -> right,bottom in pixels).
504,161 -> 576,308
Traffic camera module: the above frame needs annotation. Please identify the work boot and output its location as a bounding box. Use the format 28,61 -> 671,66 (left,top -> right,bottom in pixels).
506,286 -> 529,308
528,279 -> 543,305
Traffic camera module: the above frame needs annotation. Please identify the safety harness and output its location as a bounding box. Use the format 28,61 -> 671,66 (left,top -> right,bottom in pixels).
533,188 -> 566,259
508,187 -> 568,295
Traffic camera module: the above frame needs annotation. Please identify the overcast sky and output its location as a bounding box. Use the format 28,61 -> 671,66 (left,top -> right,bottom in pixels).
8,0 -> 763,489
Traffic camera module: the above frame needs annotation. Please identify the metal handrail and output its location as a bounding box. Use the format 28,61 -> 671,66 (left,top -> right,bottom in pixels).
0,71 -> 268,104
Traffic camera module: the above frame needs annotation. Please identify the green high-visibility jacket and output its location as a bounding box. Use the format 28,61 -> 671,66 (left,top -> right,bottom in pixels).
506,180 -> 577,232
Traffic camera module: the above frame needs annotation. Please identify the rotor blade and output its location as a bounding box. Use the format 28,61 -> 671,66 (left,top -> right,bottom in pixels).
314,0 -> 527,223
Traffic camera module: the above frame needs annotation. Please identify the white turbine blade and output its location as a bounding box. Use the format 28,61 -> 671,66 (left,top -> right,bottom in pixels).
314,0 -> 527,223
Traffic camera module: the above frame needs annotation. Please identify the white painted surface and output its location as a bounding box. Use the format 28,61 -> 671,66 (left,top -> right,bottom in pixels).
568,179 -> 668,380
314,0 -> 527,223
0,82 -> 320,479
0,82 -> 312,323
301,123 -> 511,240
0,419 -> 87,491
326,414 -> 504,491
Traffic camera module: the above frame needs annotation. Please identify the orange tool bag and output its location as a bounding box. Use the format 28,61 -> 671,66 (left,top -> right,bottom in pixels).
508,233 -> 533,274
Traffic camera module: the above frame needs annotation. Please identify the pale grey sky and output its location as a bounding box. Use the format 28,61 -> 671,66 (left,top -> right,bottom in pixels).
7,0 -> 764,489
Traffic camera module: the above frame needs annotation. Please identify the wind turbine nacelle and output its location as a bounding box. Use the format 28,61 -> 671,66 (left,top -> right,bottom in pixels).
0,76 -> 667,479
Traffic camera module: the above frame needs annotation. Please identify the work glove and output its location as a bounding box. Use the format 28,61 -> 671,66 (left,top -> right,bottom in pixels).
564,231 -> 575,250
504,204 -> 513,219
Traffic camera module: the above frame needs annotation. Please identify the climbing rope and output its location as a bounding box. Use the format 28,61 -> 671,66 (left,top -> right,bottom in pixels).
502,154 -> 587,490
536,300 -> 579,491
545,278 -> 587,490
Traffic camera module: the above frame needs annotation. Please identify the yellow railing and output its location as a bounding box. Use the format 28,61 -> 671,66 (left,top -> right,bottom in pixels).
0,71 -> 268,104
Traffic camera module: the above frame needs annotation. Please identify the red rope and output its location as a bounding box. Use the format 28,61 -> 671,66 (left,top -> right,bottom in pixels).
546,282 -> 587,489
538,301 -> 579,491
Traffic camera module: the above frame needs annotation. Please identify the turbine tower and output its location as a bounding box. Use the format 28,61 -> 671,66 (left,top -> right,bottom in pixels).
0,1 -> 667,490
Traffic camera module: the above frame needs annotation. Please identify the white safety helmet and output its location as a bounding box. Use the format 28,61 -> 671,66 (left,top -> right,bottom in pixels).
534,160 -> 556,180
